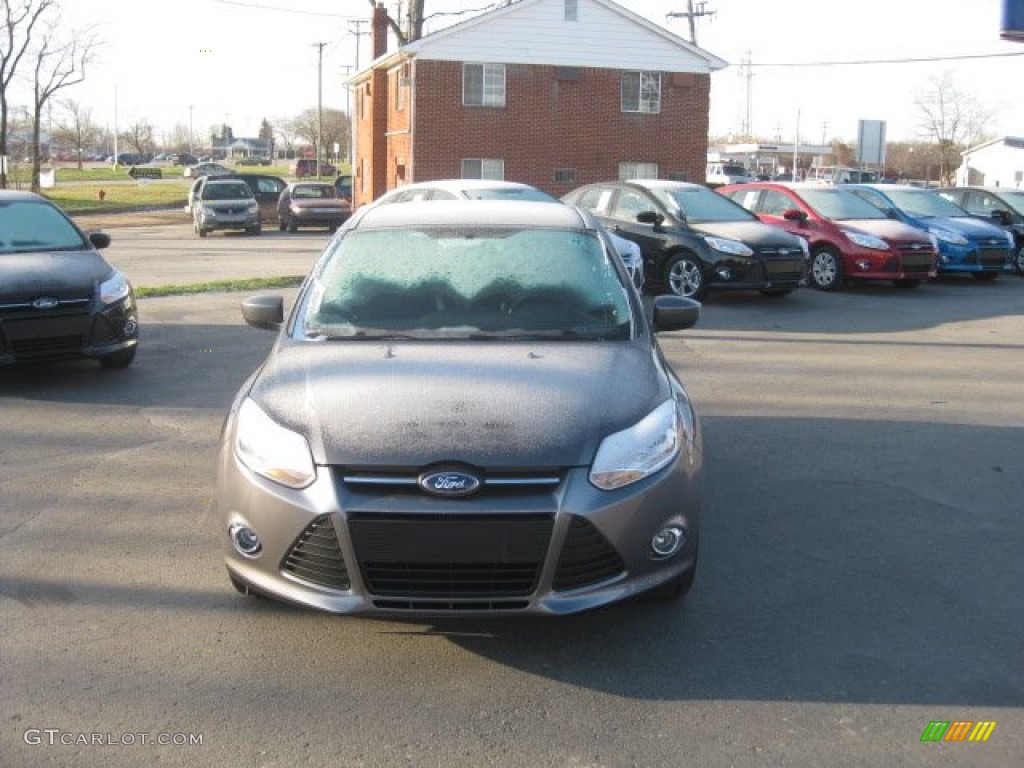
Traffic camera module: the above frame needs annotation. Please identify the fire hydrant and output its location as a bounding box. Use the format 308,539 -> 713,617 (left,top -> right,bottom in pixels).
97,189 -> 106,201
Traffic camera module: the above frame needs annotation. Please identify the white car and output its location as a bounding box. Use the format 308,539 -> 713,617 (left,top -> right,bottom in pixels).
371,179 -> 645,290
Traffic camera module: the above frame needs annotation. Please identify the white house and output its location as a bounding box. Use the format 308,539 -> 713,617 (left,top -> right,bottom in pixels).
957,137 -> 1024,188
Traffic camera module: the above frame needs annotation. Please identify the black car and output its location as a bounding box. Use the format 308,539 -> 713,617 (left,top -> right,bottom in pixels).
0,191 -> 138,368
563,180 -> 809,299
937,187 -> 1024,275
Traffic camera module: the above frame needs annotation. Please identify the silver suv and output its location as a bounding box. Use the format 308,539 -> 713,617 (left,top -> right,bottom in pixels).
193,178 -> 261,237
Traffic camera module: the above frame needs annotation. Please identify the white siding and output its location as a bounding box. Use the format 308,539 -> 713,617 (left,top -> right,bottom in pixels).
411,0 -> 726,74
959,140 -> 1024,188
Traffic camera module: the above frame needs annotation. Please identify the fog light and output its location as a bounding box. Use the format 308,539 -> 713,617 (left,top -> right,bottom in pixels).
230,524 -> 262,557
651,525 -> 686,558
123,319 -> 138,336
855,260 -> 871,271
715,266 -> 733,280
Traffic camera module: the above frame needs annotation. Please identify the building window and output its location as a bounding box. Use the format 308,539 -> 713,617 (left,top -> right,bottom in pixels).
564,0 -> 578,21
621,72 -> 661,114
463,63 -> 506,107
554,168 -> 577,183
619,162 -> 658,180
462,158 -> 504,180
667,171 -> 688,182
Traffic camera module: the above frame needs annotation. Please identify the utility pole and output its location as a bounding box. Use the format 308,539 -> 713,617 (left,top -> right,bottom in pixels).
742,51 -> 753,139
339,64 -> 353,172
666,1 -> 715,45
313,42 -> 327,178
348,19 -> 368,70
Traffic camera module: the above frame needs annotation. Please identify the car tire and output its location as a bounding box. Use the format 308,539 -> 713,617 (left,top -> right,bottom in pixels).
98,347 -> 136,369
246,225 -> 261,235
195,223 -> 207,238
287,219 -> 299,233
760,288 -> 792,298
664,253 -> 707,300
971,271 -> 999,281
278,218 -> 287,232
1014,245 -> 1024,276
809,246 -> 843,291
892,279 -> 920,289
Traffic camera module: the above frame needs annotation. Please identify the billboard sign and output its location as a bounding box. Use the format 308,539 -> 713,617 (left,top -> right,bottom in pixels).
857,120 -> 887,166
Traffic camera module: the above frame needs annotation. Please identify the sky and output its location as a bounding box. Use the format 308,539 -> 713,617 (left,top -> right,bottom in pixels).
16,0 -> 1021,146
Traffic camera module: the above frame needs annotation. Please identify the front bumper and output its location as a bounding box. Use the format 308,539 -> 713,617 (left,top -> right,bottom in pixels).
219,424 -> 702,616
935,242 -> 1010,273
198,210 -> 260,231
0,294 -> 138,366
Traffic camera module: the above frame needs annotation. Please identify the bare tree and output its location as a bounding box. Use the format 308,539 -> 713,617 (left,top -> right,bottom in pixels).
52,97 -> 100,169
165,123 -> 191,154
914,71 -> 994,185
119,119 -> 154,159
28,21 -> 98,189
1,0 -> 56,187
289,107 -> 348,162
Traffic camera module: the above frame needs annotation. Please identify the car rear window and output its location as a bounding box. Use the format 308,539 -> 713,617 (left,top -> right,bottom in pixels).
302,227 -> 631,340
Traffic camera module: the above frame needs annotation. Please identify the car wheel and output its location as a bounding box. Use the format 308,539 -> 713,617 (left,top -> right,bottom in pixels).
971,271 -> 999,281
246,225 -> 261,235
809,247 -> 843,291
278,218 -> 287,232
1014,245 -> 1024,276
287,219 -> 299,233
98,347 -> 136,369
664,253 -> 707,300
892,279 -> 920,289
760,288 -> 792,298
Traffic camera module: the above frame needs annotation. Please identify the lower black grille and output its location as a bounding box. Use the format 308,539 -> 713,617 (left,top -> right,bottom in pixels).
764,259 -> 805,281
349,513 -> 552,597
553,517 -> 625,591
11,334 -> 85,359
899,251 -> 936,274
281,516 -> 350,590
977,248 -> 1007,267
373,599 -> 529,611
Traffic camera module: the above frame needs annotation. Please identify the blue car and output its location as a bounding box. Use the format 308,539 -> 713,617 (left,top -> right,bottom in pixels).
846,184 -> 1013,280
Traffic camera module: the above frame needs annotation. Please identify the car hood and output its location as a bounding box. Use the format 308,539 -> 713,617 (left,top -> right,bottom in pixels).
0,249 -> 110,301
837,218 -> 932,244
691,219 -> 802,248
248,340 -> 669,468
924,216 -> 1010,242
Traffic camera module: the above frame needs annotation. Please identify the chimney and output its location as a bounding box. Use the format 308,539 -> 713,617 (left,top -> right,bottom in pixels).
372,3 -> 389,60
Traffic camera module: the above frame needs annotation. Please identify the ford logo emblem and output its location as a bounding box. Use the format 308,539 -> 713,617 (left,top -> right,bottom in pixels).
32,296 -> 59,309
418,469 -> 482,498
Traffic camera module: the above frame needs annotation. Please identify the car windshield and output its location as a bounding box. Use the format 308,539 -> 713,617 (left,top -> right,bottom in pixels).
0,199 -> 89,253
799,188 -> 888,220
653,187 -> 758,222
883,189 -> 969,218
293,184 -> 336,199
992,191 -> 1024,215
301,226 -> 632,340
721,164 -> 748,176
204,183 -> 252,200
461,187 -> 560,202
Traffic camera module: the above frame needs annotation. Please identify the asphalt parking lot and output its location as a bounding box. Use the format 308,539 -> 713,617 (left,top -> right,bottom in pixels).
1,224 -> 1022,767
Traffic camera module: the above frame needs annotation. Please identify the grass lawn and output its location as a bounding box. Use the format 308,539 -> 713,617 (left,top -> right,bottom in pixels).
43,182 -> 191,212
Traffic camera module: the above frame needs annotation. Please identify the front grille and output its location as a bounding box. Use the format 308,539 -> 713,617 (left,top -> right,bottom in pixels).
898,248 -> 936,275
341,468 -> 561,500
281,515 -> 350,590
11,334 -> 85,359
977,247 -> 1007,268
372,599 -> 529,611
349,513 -> 553,597
763,258 -> 805,281
553,517 -> 625,591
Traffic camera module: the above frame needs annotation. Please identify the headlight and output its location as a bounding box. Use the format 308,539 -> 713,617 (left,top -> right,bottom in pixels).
98,270 -> 130,304
201,206 -> 217,216
235,398 -> 316,489
845,231 -> 889,251
247,202 -> 258,213
590,400 -> 680,490
291,204 -> 302,215
703,236 -> 753,257
927,227 -> 968,246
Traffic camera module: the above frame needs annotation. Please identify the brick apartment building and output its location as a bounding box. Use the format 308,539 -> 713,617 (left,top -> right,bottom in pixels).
349,0 -> 727,208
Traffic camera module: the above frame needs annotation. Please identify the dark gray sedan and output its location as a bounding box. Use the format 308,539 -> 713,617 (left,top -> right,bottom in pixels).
218,201 -> 703,616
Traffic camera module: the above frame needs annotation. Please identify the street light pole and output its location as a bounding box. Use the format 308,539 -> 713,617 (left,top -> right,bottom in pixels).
313,42 -> 327,178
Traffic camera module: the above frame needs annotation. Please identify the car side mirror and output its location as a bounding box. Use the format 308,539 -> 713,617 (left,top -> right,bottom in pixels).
652,295 -> 700,332
991,209 -> 1012,226
88,231 -> 111,249
782,208 -> 808,222
636,210 -> 665,226
241,294 -> 284,331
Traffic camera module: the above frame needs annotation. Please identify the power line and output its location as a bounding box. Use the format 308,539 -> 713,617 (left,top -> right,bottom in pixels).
751,50 -> 1024,67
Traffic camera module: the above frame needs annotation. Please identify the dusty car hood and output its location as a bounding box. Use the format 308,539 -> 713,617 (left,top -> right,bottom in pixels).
249,340 -> 670,468
0,249 -> 109,300
692,219 -> 802,248
838,218 -> 932,244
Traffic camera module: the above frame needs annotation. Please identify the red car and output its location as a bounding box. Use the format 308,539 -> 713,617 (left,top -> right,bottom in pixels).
719,183 -> 937,290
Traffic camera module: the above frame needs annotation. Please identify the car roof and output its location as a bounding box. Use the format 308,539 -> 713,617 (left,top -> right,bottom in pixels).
620,179 -> 706,191
385,179 -> 542,194
0,190 -> 46,202
350,200 -> 595,231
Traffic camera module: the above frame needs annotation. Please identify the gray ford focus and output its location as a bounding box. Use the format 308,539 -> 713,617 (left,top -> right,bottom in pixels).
218,201 -> 703,616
